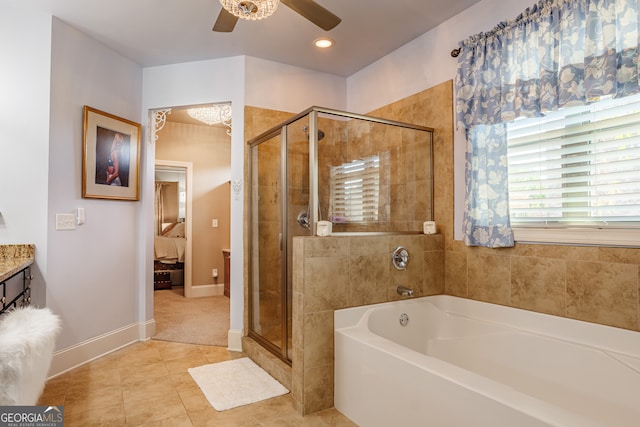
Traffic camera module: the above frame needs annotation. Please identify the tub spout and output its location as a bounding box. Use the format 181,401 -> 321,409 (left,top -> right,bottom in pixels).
396,285 -> 414,297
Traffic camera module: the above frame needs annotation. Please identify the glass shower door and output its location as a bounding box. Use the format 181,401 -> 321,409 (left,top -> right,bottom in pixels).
250,132 -> 286,356
249,116 -> 313,363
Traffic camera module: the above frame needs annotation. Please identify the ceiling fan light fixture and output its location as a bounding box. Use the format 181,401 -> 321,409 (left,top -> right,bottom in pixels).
220,0 -> 280,21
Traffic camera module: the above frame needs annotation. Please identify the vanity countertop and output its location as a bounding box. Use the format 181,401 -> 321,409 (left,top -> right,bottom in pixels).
0,244 -> 35,282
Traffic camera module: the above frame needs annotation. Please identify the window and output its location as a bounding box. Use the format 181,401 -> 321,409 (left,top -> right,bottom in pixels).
506,94 -> 640,245
329,155 -> 380,223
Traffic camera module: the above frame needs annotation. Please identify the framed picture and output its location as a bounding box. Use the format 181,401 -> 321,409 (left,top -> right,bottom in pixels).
82,106 -> 141,201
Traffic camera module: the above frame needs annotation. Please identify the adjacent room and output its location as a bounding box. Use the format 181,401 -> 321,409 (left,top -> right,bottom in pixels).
152,105 -> 231,347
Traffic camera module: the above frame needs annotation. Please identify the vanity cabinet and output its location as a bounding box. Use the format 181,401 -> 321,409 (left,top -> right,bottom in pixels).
0,245 -> 35,314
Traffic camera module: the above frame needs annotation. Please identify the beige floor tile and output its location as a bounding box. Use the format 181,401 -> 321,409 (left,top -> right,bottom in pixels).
37,375 -> 70,406
187,407 -> 261,427
37,391 -> 66,407
132,414 -> 194,427
68,365 -> 122,388
197,345 -> 242,363
260,414 -> 325,426
64,384 -> 123,415
164,354 -> 209,375
124,393 -> 187,426
122,376 -> 178,404
117,344 -> 163,368
118,360 -> 169,384
154,341 -> 204,361
63,403 -> 126,427
178,388 -> 211,412
248,395 -> 297,420
309,407 -> 358,426
168,371 -> 200,393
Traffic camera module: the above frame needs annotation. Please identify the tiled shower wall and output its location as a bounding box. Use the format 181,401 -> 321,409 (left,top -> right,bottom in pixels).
316,116 -> 433,232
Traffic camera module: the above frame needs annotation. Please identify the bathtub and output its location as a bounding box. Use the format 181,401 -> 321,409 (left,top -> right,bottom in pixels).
334,295 -> 640,427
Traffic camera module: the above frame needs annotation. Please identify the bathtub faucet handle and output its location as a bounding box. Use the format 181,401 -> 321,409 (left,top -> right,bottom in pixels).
396,285 -> 414,297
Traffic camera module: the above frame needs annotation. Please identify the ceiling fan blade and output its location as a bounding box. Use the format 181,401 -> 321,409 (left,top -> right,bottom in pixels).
281,0 -> 341,31
213,8 -> 239,32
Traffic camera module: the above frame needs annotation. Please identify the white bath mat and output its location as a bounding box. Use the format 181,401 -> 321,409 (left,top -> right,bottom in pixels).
188,357 -> 289,411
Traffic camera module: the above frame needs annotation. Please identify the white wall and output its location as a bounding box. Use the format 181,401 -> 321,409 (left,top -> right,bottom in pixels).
0,6 -> 52,307
47,18 -> 143,351
346,0 -> 533,240
245,56 -> 346,112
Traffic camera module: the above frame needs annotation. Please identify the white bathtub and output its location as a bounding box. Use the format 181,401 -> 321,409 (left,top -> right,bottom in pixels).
334,295 -> 640,427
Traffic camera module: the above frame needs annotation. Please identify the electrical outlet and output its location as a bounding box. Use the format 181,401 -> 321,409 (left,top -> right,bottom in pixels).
212,268 -> 218,278
56,213 -> 76,230
212,219 -> 218,228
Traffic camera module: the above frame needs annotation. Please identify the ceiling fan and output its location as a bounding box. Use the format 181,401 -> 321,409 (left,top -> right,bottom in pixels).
213,0 -> 341,32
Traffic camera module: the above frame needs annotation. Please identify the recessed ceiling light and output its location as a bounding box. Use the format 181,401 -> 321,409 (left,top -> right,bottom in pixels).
314,38 -> 334,49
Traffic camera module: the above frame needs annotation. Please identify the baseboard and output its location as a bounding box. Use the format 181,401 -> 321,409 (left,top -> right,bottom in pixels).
227,328 -> 243,352
140,318 -> 156,340
189,284 -> 224,298
49,322 -> 143,378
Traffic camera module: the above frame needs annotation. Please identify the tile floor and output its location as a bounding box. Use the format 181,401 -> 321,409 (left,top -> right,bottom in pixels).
38,340 -> 356,426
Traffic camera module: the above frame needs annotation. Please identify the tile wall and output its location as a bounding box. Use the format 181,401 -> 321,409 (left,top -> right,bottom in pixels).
291,234 -> 444,414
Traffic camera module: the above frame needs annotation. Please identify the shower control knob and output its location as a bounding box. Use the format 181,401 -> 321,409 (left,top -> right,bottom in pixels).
392,246 -> 409,270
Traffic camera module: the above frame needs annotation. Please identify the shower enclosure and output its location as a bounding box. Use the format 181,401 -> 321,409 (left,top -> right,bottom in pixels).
248,106 -> 433,362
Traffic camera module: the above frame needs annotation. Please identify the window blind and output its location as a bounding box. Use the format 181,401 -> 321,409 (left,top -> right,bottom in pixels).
329,155 -> 380,223
507,94 -> 640,227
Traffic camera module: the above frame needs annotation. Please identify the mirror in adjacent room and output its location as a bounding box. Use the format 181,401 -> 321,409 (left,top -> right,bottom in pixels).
154,165 -> 187,293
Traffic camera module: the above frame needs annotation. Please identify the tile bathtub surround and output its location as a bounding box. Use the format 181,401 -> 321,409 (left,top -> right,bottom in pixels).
444,244 -> 640,331
370,80 -> 640,333
291,233 -> 445,415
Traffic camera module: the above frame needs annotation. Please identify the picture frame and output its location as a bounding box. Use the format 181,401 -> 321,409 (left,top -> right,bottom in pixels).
82,106 -> 141,201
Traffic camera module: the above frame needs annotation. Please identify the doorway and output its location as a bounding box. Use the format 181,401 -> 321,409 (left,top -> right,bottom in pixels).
151,104 -> 232,346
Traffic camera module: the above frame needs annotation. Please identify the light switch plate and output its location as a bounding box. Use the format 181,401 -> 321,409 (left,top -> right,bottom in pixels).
56,214 -> 76,230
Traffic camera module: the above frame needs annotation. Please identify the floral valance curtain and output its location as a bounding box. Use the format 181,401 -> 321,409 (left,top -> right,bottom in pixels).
455,0 -> 640,247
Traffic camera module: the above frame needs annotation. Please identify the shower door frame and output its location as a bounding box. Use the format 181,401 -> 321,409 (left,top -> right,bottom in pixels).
248,125 -> 291,363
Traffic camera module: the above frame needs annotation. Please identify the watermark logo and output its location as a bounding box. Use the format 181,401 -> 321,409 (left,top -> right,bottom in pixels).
0,406 -> 64,427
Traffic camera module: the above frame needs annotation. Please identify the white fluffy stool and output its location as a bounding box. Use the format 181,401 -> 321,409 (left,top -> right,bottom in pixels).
0,307 -> 61,405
